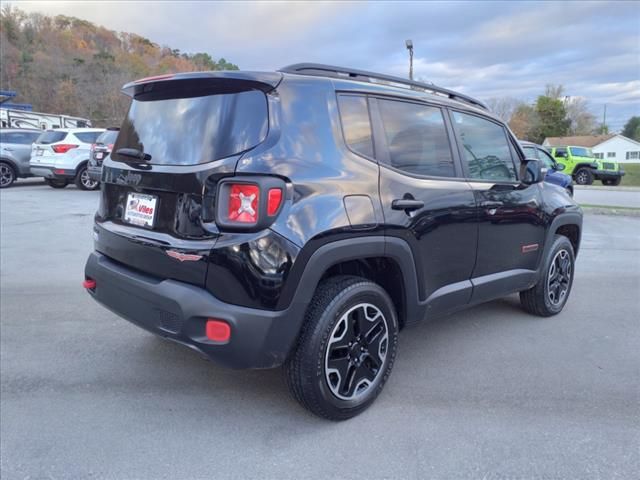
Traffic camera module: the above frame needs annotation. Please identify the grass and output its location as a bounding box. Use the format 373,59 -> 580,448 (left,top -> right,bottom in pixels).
620,163 -> 640,186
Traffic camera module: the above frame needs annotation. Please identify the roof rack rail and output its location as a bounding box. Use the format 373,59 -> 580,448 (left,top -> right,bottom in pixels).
279,63 -> 488,110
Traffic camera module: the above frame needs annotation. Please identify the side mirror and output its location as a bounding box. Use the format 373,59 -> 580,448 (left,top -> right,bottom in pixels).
555,163 -> 566,171
520,158 -> 544,185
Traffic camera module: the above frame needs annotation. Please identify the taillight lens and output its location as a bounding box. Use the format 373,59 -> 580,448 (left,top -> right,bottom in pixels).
107,143 -> 114,151
52,144 -> 79,154
228,184 -> 260,223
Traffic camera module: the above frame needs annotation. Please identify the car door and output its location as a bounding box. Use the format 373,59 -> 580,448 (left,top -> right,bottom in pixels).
449,109 -> 545,304
3,131 -> 39,174
370,96 -> 478,319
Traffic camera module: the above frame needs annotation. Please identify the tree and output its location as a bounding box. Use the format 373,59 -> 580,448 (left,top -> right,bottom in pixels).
531,95 -> 570,144
486,97 -> 522,122
509,104 -> 538,140
622,116 -> 640,141
564,97 -> 598,135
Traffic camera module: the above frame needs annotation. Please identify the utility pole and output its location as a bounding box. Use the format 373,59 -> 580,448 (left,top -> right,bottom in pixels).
602,104 -> 607,134
405,40 -> 414,81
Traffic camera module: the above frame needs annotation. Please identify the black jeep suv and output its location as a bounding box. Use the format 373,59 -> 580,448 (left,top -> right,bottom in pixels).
84,64 -> 582,420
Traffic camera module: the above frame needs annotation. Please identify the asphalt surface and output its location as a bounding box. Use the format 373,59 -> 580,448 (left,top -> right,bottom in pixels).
574,185 -> 640,208
1,181 -> 639,480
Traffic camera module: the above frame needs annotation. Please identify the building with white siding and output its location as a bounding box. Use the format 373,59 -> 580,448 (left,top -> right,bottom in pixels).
543,134 -> 640,163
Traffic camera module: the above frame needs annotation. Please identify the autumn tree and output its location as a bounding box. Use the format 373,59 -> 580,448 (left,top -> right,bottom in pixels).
622,116 -> 640,141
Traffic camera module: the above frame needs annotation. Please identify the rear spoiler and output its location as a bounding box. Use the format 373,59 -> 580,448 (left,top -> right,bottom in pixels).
121,71 -> 283,100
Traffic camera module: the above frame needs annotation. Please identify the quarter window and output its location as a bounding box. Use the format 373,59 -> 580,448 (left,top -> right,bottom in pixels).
378,99 -> 454,177
337,95 -> 374,159
452,111 -> 517,182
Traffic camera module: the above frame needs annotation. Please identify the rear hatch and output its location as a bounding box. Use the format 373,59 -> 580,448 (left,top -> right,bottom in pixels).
31,131 -> 68,163
96,72 -> 281,287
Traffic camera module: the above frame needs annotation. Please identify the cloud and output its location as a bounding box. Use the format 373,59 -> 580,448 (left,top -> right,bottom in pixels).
12,0 -> 640,129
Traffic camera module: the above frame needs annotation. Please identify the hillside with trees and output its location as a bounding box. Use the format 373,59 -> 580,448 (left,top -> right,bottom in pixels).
0,5 -> 238,126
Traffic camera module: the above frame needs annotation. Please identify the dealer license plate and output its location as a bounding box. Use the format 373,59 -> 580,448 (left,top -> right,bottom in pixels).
123,192 -> 158,228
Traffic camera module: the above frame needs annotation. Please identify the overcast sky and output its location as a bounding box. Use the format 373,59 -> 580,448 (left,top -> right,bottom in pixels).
15,0 -> 640,131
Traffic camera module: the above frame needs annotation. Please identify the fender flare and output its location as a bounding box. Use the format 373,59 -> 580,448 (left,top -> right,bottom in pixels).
277,235 -> 422,324
543,209 -> 583,261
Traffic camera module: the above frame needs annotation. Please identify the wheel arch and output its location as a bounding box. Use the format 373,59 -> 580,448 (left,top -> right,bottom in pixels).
0,157 -> 18,172
280,236 -> 421,330
546,212 -> 582,258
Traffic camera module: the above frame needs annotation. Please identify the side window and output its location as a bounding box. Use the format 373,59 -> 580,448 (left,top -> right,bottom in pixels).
555,147 -> 567,158
452,111 -> 517,182
522,146 -> 538,159
3,132 -> 37,145
378,99 -> 454,177
337,95 -> 374,159
537,148 -> 557,169
75,132 -> 102,144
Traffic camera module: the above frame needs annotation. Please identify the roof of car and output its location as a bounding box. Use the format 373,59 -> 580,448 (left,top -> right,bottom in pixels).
0,127 -> 42,133
48,128 -> 104,133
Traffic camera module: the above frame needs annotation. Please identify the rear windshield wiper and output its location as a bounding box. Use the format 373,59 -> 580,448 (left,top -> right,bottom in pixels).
115,148 -> 152,162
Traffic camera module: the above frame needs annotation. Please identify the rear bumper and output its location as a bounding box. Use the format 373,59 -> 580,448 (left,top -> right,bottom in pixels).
84,251 -> 300,369
30,166 -> 76,179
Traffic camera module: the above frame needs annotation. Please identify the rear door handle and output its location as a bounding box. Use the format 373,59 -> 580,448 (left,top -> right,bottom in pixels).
2,147 -> 13,152
392,199 -> 424,211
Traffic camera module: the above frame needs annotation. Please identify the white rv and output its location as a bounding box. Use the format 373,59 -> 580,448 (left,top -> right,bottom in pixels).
0,108 -> 92,130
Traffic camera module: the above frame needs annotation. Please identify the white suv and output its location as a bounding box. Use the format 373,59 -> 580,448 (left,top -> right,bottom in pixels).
30,128 -> 105,190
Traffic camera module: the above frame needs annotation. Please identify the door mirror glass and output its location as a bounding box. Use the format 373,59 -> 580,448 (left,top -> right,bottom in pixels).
520,158 -> 544,185
555,162 -> 566,171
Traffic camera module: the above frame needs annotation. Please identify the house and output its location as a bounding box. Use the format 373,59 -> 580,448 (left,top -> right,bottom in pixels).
543,134 -> 640,163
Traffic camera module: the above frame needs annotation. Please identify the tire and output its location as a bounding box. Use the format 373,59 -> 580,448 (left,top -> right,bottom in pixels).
0,162 -> 16,188
573,168 -> 593,185
602,178 -> 621,186
520,235 -> 575,317
285,275 -> 399,421
45,178 -> 68,189
75,165 -> 99,190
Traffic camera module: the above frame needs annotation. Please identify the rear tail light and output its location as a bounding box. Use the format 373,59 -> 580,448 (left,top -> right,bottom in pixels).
216,177 -> 285,231
83,278 -> 96,290
52,144 -> 79,154
90,143 -> 96,154
107,143 -> 114,151
228,184 -> 260,223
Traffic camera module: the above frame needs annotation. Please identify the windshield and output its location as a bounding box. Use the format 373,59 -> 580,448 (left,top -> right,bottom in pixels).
570,147 -> 593,158
112,90 -> 268,165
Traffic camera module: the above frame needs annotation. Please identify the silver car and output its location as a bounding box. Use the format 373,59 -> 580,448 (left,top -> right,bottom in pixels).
0,128 -> 42,188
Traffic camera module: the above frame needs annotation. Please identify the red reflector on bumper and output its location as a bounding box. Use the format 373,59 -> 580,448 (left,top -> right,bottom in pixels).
206,319 -> 231,342
83,279 -> 96,289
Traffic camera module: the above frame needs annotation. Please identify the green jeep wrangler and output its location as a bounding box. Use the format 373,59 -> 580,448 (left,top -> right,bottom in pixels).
550,146 -> 625,186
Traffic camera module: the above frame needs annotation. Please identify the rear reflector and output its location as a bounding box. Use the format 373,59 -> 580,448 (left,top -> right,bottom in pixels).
54,169 -> 66,175
267,188 -> 283,216
228,184 -> 260,223
83,279 -> 96,289
206,319 -> 231,342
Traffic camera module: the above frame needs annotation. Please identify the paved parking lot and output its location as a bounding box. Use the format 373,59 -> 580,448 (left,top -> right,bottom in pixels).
1,181 -> 639,479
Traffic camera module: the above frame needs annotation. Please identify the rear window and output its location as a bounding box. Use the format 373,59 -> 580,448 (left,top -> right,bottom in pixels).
96,130 -> 119,145
75,132 -> 103,144
36,131 -> 67,144
113,90 -> 268,165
